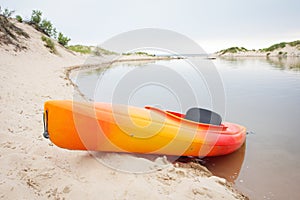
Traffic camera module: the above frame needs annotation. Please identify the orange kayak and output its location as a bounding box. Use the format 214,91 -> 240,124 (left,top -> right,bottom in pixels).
43,100 -> 246,157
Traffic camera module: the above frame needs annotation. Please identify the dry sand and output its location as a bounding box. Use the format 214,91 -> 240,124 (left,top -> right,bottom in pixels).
0,20 -> 246,199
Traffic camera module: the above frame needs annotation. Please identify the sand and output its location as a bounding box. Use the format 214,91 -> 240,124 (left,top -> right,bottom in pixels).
0,19 -> 246,199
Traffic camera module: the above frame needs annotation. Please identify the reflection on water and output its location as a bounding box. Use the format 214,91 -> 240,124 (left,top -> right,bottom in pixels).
202,143 -> 246,183
175,143 -> 245,183
73,58 -> 220,113
74,56 -> 300,200
266,57 -> 300,70
215,57 -> 300,200
220,56 -> 300,71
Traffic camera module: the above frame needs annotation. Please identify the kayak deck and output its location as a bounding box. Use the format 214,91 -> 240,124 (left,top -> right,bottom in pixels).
44,100 -> 246,157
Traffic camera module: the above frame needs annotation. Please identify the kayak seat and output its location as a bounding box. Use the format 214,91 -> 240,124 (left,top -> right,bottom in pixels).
184,108 -> 222,126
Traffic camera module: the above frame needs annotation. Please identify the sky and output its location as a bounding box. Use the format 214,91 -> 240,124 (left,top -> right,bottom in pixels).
2,0 -> 300,53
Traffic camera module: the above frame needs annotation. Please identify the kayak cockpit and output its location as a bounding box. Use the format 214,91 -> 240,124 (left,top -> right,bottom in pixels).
144,106 -> 228,130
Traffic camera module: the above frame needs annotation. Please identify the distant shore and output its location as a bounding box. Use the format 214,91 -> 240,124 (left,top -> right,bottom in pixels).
214,40 -> 300,57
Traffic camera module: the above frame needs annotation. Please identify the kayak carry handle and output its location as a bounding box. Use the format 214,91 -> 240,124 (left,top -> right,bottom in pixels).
43,110 -> 49,139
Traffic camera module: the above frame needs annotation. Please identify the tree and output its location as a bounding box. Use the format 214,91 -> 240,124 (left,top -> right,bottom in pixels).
57,32 -> 70,46
28,9 -> 71,48
40,19 -> 54,37
31,10 -> 42,25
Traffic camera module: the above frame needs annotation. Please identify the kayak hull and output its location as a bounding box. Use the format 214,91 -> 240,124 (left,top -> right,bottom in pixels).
44,100 -> 246,157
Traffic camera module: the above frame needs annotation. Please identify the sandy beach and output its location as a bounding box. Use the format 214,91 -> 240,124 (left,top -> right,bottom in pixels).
0,19 -> 247,199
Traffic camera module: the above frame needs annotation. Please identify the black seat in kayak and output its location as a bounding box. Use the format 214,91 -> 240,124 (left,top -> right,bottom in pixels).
184,108 -> 222,126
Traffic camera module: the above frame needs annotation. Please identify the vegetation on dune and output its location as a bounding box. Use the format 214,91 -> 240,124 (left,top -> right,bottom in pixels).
67,45 -> 92,54
93,46 -> 117,56
41,35 -> 57,54
218,40 -> 300,56
67,45 -> 117,55
1,7 -> 117,55
122,52 -> 132,56
261,41 -> 300,52
289,40 -> 300,47
29,12 -> 48,37
57,32 -> 70,46
15,15 -> 23,22
40,19 -> 57,38
122,51 -> 155,57
135,51 -> 155,57
30,10 -> 42,25
28,10 -> 71,47
218,47 -> 248,55
0,7 -> 29,51
261,42 -> 286,52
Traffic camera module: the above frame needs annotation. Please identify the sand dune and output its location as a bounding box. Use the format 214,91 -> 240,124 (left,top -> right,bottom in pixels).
0,19 -> 246,199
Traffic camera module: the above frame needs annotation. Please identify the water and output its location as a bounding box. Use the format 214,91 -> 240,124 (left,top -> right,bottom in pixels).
204,57 -> 300,199
73,56 -> 300,199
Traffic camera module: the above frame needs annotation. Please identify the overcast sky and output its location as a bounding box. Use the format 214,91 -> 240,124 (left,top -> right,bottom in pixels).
2,0 -> 300,52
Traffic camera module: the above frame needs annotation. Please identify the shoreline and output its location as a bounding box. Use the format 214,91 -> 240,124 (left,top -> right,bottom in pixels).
65,54 -> 181,101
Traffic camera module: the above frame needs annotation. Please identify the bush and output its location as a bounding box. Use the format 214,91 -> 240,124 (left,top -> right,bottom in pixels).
15,15 -> 23,22
57,32 -> 70,46
122,52 -> 132,56
289,40 -> 300,47
262,42 -> 286,52
218,47 -> 248,54
135,51 -> 155,57
40,19 -> 56,37
41,35 -> 56,54
31,10 -> 42,25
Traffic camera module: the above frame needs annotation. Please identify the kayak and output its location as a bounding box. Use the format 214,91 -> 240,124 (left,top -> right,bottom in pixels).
43,100 -> 246,157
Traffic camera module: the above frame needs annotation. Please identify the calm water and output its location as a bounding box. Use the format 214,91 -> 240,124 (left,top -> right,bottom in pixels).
73,57 -> 300,199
